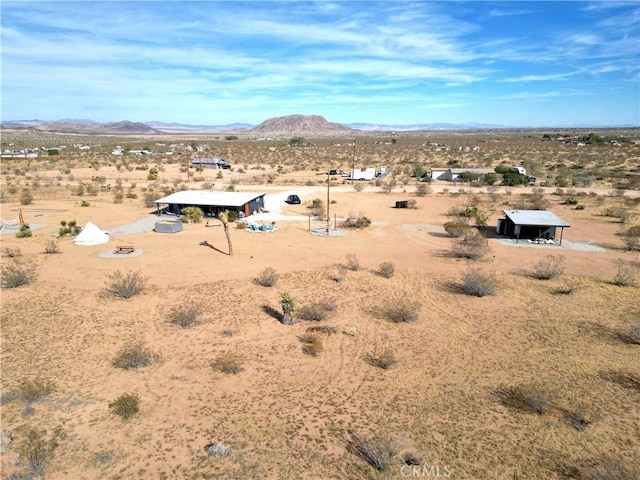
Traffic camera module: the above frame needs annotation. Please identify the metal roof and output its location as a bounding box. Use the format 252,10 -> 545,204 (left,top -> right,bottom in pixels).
154,190 -> 265,207
502,210 -> 570,227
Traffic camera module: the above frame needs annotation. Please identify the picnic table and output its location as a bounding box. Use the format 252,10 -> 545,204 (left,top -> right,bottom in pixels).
114,245 -> 135,254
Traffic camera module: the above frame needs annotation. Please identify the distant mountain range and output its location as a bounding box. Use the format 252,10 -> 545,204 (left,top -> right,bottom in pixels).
1,115 -> 635,135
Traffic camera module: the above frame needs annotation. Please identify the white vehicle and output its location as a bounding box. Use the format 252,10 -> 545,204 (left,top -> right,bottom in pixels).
509,166 -> 527,175
350,167 -> 376,181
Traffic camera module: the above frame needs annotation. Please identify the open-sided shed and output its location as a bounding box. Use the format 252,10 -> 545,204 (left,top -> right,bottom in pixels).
500,210 -> 570,245
153,190 -> 266,218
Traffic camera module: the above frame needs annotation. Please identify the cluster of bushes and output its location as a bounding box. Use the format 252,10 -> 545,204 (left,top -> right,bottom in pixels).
58,219 -> 81,237
343,211 -> 372,228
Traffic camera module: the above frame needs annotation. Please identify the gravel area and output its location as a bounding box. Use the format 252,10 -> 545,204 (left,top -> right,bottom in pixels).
492,238 -> 605,252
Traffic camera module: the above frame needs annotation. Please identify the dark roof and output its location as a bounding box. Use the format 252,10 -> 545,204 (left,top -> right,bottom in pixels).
502,210 -> 570,227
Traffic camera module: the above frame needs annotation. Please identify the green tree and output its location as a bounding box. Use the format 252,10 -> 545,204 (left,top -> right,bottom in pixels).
412,163 -> 426,179
289,136 -> 308,147
181,206 -> 204,224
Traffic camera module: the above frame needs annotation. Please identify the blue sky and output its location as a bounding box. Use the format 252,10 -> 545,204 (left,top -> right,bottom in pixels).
1,1 -> 639,127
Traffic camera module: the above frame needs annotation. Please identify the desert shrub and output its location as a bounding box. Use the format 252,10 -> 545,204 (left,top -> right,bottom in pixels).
331,265 -> 347,282
109,393 -> 140,420
563,196 -> 579,205
112,342 -> 158,370
415,183 -> 431,196
494,384 -> 553,415
345,253 -> 362,271
613,260 -> 637,286
167,302 -> 203,328
205,442 -> 232,458
299,333 -> 323,356
353,183 -> 365,192
19,188 -> 33,205
1,259 -> 37,288
255,266 -> 278,287
364,351 -> 397,369
378,261 -> 395,278
113,191 -> 124,204
556,279 -> 578,295
450,232 -> 490,260
343,211 -> 371,228
2,246 -> 22,257
180,206 -> 204,224
561,406 -> 594,431
343,431 -> 398,472
80,200 -> 90,207
378,298 -> 420,323
616,225 -> 640,251
104,269 -> 148,298
443,220 -> 473,237
19,428 -> 62,477
531,255 -> 565,280
571,458 -> 639,480
461,269 -> 498,297
298,302 -> 335,322
17,378 -> 56,403
211,352 -> 244,374
43,239 -> 60,254
308,198 -> 325,217
222,328 -> 236,336
407,199 -> 418,209
280,291 -> 296,325
306,325 -> 337,335
15,223 -> 32,238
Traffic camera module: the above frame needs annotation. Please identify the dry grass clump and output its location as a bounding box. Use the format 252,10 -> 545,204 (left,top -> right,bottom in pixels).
43,239 -> 60,254
555,279 -> 578,295
494,384 -> 553,415
531,255 -> 565,280
306,325 -> 337,335
211,352 -> 244,374
461,269 -> 498,297
204,442 -> 232,458
343,431 -> 398,472
344,253 -> 362,271
364,351 -> 397,369
377,261 -> 395,278
612,260 -> 637,286
299,333 -> 323,356
255,266 -> 278,287
297,301 -> 336,322
443,220 -> 475,238
450,232 -> 490,260
1,246 -> 22,258
570,458 -> 640,480
167,302 -> 203,328
109,393 -> 140,420
377,298 -> 420,323
19,428 -> 63,477
17,378 -> 56,403
104,269 -> 148,298
112,341 -> 159,370
1,259 -> 37,288
343,211 -> 371,228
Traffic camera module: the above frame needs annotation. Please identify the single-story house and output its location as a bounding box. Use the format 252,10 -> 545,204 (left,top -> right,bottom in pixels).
153,191 -> 266,218
499,210 -> 570,245
431,168 -> 495,181
192,157 -> 230,169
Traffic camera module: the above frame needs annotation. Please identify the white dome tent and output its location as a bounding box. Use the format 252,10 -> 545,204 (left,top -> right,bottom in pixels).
73,221 -> 109,246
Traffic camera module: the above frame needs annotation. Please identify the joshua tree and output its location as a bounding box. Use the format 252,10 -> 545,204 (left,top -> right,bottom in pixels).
280,292 -> 296,325
219,210 -> 234,256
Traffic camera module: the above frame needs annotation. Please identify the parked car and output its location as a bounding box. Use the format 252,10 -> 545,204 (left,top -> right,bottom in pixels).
285,194 -> 301,205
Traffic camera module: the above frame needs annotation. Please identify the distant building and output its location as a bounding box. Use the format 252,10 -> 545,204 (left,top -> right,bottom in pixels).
192,157 -> 230,169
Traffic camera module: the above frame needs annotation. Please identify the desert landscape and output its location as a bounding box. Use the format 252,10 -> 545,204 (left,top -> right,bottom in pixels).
1,122 -> 639,479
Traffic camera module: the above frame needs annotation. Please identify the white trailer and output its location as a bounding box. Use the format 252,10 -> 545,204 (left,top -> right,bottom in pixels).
350,167 -> 376,181
509,166 -> 527,175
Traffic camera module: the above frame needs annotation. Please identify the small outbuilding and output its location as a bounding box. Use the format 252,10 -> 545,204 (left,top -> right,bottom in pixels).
153,190 -> 266,218
500,210 -> 570,245
191,157 -> 230,169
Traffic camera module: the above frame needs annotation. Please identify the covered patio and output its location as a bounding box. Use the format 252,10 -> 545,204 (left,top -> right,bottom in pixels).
500,210 -> 570,246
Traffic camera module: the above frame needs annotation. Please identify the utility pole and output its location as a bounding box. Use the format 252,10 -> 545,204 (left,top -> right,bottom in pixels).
351,139 -> 356,186
326,171 -> 331,235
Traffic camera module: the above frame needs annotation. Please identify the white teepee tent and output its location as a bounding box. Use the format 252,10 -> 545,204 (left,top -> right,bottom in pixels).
73,221 -> 109,246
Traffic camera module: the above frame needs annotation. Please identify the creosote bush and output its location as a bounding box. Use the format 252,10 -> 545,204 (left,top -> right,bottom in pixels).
365,351 -> 397,369
613,260 -> 637,286
343,431 -> 398,472
299,333 -> 323,356
343,211 -> 371,228
104,269 -> 148,298
211,352 -> 244,374
450,232 -> 490,260
43,239 -> 60,254
167,302 -> 203,328
1,259 -> 37,288
2,246 -> 22,258
461,269 -> 498,297
19,428 -> 63,477
531,255 -> 565,280
378,261 -> 395,278
255,267 -> 278,287
109,393 -> 140,420
112,342 -> 158,370
17,378 -> 56,403
378,298 -> 420,323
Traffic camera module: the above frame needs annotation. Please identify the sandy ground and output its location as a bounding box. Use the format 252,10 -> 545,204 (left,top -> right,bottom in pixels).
1,184 -> 639,479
